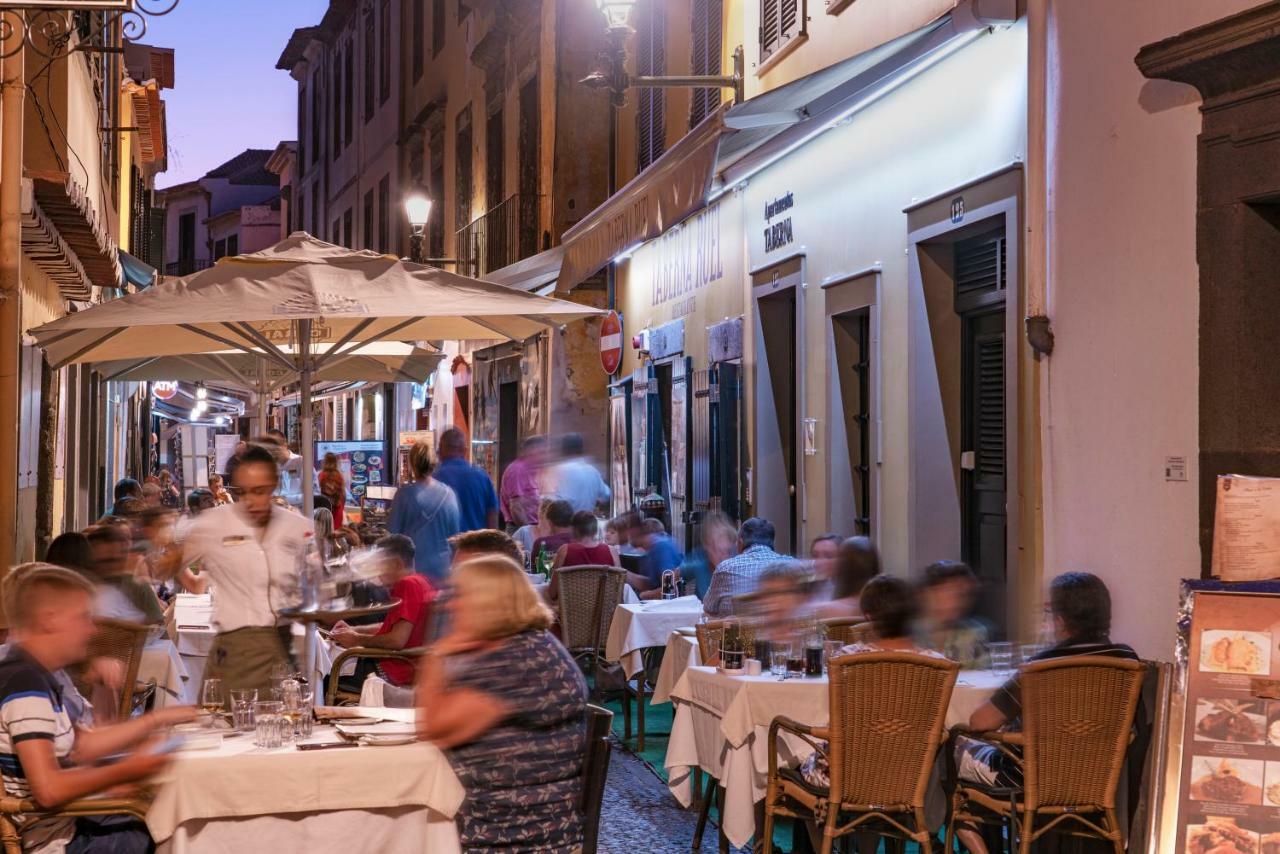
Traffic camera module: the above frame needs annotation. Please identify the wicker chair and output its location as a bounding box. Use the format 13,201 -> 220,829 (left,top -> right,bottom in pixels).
71,618 -> 154,721
557,566 -> 626,672
947,656 -> 1145,854
0,794 -> 151,854
694,619 -> 759,666
324,646 -> 428,705
580,704 -> 614,854
763,651 -> 960,854
820,617 -> 873,646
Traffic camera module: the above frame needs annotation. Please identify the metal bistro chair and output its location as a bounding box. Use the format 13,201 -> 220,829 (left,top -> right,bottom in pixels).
947,656 -> 1145,854
763,651 -> 960,854
0,795 -> 151,854
73,618 -> 155,721
820,617 -> 873,647
580,704 -> 615,854
325,646 -> 429,706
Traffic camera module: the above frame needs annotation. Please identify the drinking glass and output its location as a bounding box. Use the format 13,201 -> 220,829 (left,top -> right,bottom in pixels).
200,678 -> 225,725
229,688 -> 257,731
823,640 -> 844,674
989,642 -> 1014,675
253,701 -> 284,748
705,635 -> 721,667
771,649 -> 789,680
1018,643 -> 1043,667
283,687 -> 314,741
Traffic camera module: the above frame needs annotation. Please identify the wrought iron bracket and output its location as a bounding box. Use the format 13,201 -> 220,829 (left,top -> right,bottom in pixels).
0,1 -> 181,61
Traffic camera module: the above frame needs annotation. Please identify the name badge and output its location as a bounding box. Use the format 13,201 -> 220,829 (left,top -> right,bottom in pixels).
221,535 -> 249,546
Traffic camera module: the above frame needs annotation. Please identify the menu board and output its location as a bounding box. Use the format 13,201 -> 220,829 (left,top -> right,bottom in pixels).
1175,585 -> 1280,854
1213,475 -> 1280,582
315,440 -> 387,502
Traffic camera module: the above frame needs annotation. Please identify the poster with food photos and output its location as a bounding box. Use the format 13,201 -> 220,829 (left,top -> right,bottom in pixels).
1179,587 -> 1280,854
315,440 -> 387,503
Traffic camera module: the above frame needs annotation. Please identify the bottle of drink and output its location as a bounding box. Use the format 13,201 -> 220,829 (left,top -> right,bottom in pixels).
535,543 -> 551,582
722,621 -> 745,671
661,569 -> 676,600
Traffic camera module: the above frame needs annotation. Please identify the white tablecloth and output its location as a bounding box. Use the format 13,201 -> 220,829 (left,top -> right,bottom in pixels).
652,632 -> 700,704
141,639 -> 194,707
665,666 -> 1005,848
604,597 -> 702,679
147,722 -> 463,853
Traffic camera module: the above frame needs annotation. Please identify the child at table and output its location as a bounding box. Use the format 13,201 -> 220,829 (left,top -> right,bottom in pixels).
0,563 -> 196,853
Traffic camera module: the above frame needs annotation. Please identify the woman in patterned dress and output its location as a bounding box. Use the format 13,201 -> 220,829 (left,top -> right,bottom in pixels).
416,553 -> 588,852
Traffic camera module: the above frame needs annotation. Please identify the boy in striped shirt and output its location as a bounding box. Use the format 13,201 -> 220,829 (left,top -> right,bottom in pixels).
1,564 -> 193,853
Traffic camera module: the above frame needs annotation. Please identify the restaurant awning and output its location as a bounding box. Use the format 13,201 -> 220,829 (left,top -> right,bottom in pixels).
28,170 -> 122,293
119,250 -> 158,290
554,0 -> 1011,292
483,244 -> 564,293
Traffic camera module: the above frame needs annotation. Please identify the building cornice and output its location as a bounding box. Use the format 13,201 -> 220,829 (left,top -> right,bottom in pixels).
1136,1 -> 1280,101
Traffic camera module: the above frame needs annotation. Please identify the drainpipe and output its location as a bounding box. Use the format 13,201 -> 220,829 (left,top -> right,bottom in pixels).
0,26 -> 25,574
1022,0 -> 1051,639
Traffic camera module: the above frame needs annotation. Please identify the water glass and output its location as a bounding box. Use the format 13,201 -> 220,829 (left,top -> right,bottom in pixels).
823,640 -> 844,673
1018,643 -> 1043,667
989,641 -> 1014,675
229,688 -> 257,731
770,649 -> 788,679
284,687 -> 314,741
253,701 -> 284,748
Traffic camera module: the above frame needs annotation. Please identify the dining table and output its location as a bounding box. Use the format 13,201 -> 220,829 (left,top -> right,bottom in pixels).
148,707 -> 464,853
604,596 -> 703,680
139,638 -> 194,707
651,630 -> 701,703
664,665 -> 1007,849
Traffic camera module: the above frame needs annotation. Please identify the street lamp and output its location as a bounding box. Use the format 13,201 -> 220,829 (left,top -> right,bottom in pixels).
595,0 -> 635,32
404,193 -> 432,264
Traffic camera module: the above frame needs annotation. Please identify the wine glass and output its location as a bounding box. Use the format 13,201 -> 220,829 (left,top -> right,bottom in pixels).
200,678 -> 225,726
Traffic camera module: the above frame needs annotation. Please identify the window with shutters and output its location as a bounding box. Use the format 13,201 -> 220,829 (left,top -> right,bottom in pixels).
455,106 -> 473,235
363,189 -> 374,249
634,0 -> 666,172
343,209 -> 354,248
952,227 -> 1006,312
378,175 -> 390,253
432,0 -> 446,56
344,39 -> 354,145
297,87 -> 306,177
379,0 -> 391,105
227,235 -> 238,257
429,127 -> 445,258
412,0 -> 425,79
364,10 -> 375,122
689,0 -> 722,128
759,0 -> 804,65
310,74 -> 321,167
331,52 -> 341,158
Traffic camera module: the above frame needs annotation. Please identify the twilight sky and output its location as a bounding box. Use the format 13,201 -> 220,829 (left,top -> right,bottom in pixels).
145,0 -> 329,189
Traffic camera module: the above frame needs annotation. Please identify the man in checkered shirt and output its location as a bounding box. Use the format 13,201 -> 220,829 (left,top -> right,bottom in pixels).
702,518 -> 787,617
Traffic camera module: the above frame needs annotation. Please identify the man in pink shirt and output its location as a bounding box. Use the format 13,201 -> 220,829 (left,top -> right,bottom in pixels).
498,435 -> 546,529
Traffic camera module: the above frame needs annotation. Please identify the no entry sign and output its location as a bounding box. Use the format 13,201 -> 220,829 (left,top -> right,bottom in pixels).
599,310 -> 622,375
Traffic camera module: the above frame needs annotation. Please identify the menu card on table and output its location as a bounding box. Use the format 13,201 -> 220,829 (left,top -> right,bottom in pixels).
1173,582 -> 1280,854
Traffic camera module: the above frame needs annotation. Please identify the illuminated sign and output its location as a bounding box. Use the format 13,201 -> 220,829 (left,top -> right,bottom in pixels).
152,380 -> 179,401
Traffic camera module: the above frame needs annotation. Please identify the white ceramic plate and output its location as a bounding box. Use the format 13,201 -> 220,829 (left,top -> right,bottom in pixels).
360,733 -> 415,746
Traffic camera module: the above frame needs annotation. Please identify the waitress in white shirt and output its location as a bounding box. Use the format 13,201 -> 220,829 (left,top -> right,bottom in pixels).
180,444 -> 313,694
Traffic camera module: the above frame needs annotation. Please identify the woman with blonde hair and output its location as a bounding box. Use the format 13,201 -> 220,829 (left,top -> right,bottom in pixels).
388,440 -> 460,581
416,554 -> 587,850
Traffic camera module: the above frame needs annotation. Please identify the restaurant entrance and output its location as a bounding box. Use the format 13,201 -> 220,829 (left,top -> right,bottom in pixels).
753,257 -> 804,556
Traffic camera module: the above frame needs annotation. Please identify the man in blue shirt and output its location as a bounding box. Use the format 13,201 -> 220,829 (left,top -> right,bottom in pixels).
432,427 -> 500,533
629,516 -> 684,598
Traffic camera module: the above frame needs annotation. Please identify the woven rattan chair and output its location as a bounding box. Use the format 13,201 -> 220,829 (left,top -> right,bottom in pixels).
0,794 -> 151,854
947,656 -> 1145,854
763,651 -> 960,854
324,646 -> 428,705
557,565 -> 625,673
820,617 -> 873,646
694,619 -> 759,666
71,618 -> 153,721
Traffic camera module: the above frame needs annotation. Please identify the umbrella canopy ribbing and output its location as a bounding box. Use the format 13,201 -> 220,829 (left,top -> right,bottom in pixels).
30,232 -> 605,368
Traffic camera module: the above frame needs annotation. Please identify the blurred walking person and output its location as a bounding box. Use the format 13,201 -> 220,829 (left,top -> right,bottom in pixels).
389,441 -> 461,582
434,427 -> 499,533
499,435 -> 545,529
547,433 -> 610,514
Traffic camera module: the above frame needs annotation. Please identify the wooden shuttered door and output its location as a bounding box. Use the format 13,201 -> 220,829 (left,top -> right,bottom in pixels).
690,0 -> 722,127
635,0 -> 666,172
759,0 -> 802,65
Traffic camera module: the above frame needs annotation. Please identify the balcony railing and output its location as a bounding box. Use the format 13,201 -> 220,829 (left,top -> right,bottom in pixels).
165,258 -> 214,276
456,193 -> 542,278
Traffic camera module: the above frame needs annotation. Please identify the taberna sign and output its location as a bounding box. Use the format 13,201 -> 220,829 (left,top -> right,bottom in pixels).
764,192 -> 795,253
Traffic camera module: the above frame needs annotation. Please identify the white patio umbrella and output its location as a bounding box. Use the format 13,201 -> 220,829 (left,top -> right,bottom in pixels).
31,232 -> 606,513
93,342 -> 445,425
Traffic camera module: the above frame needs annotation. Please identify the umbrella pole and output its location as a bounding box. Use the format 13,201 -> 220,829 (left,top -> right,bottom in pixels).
257,356 -> 269,431
298,319 -> 318,685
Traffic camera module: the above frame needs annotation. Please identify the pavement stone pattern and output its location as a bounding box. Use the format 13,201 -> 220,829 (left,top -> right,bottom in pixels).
598,736 -> 749,853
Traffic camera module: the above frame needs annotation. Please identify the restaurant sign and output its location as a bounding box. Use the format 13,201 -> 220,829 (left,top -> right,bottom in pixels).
1167,581 -> 1280,854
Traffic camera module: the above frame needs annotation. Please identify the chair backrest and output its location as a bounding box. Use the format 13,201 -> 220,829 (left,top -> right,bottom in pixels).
557,566 -> 625,654
580,704 -> 614,854
821,618 -> 872,646
1019,655 -> 1145,811
694,619 -> 760,664
826,651 -> 959,810
79,618 -> 150,720
1127,660 -> 1170,851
